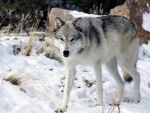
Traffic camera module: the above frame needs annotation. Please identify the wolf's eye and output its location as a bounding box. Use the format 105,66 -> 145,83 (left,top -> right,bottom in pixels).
60,38 -> 64,41
70,38 -> 74,42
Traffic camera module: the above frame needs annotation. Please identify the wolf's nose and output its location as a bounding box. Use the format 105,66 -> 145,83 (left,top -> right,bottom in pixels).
63,50 -> 69,57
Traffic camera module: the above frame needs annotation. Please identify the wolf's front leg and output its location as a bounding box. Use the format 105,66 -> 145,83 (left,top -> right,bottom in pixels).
94,61 -> 103,106
55,64 -> 76,113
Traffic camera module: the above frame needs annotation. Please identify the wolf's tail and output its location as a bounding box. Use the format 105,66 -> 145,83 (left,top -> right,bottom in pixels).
123,71 -> 133,83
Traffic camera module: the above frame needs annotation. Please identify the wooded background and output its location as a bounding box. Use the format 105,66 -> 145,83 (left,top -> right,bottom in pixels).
0,0 -> 125,28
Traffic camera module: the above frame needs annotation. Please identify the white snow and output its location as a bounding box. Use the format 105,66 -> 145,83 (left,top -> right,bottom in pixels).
0,11 -> 150,113
142,3 -> 150,32
70,10 -> 100,18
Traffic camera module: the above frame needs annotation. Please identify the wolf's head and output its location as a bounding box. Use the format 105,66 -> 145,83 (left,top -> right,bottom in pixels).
53,17 -> 85,58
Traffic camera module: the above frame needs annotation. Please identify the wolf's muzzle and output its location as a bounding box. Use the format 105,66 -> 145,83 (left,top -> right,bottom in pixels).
63,50 -> 69,57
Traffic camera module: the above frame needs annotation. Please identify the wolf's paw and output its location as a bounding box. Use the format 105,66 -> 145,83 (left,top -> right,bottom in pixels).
134,98 -> 140,104
94,102 -> 103,107
55,108 -> 66,113
94,103 -> 100,107
134,93 -> 141,104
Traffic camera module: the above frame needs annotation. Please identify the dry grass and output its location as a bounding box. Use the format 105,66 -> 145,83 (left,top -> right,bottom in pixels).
24,34 -> 35,56
3,74 -> 26,93
47,42 -> 62,62
105,91 -> 121,113
3,74 -> 42,93
3,32 -> 62,62
0,10 -> 61,62
36,36 -> 62,62
90,4 -> 106,15
0,26 -> 12,34
36,41 -> 47,54
4,74 -> 23,86
148,81 -> 150,88
84,79 -> 95,87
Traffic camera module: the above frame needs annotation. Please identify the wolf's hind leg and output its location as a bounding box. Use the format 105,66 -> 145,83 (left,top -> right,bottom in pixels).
118,37 -> 140,103
104,57 -> 125,105
121,65 -> 141,103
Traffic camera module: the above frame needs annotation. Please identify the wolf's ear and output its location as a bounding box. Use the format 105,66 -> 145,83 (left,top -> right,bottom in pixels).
73,17 -> 82,32
54,17 -> 64,31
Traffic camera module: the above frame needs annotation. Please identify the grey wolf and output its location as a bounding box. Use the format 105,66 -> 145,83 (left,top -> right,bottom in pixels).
53,15 -> 140,112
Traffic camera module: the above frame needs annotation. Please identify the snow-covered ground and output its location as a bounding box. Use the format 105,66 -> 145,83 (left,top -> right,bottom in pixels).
142,3 -> 150,32
0,11 -> 150,113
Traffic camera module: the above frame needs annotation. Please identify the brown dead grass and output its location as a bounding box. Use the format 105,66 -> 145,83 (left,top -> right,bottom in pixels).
4,74 -> 23,86
24,34 -> 34,56
148,81 -> 150,88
